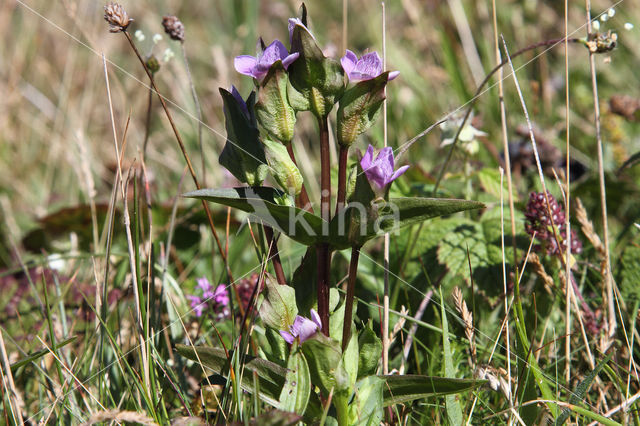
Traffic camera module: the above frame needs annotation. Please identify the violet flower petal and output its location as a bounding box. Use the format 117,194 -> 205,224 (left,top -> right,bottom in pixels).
388,71 -> 400,81
389,165 -> 409,183
234,55 -> 258,78
281,52 -> 300,69
280,330 -> 295,344
292,316 -> 319,343
310,309 -> 322,329
353,51 -> 383,80
341,50 -> 358,75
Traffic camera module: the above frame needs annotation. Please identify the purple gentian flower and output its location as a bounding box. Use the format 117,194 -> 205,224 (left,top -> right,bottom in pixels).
280,309 -> 322,344
360,145 -> 409,190
234,40 -> 299,81
230,85 -> 250,119
341,50 -> 400,82
188,295 -> 206,317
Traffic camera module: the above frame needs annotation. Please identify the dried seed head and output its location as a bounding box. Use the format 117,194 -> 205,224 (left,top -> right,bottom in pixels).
104,2 -> 132,33
162,15 -> 185,42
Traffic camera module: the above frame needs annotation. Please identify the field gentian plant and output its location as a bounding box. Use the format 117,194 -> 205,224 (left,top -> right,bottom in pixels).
177,4 -> 484,424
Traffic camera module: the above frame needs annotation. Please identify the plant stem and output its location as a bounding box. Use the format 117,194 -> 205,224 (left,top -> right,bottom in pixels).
336,145 -> 348,214
319,116 -> 331,222
317,115 -> 332,335
122,31 -> 245,317
341,247 -> 360,352
286,144 -> 313,212
264,226 -> 286,285
142,79 -> 153,157
180,42 -> 206,185
432,37 -> 581,195
317,244 -> 331,335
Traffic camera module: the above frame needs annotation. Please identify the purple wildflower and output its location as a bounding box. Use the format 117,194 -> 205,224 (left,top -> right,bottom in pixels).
524,191 -> 582,256
341,50 -> 400,82
234,40 -> 299,81
360,145 -> 409,190
230,85 -> 250,119
189,277 -> 231,319
188,295 -> 206,318
280,309 -> 322,344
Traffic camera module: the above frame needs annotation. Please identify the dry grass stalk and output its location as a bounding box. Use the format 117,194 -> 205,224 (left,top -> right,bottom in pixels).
527,252 -> 555,294
575,197 -> 605,256
81,409 -> 157,426
452,286 -> 476,367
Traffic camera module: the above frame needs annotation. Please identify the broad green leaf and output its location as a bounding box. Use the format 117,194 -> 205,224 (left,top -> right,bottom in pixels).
301,333 -> 348,395
340,333 -> 359,391
184,187 -> 325,246
278,349 -> 311,415
337,73 -> 389,147
258,275 -> 298,331
555,352 -> 613,425
357,323 -> 382,379
262,139 -> 303,195
290,246 -> 317,314
331,196 -> 484,249
440,287 -> 463,425
218,89 -> 268,186
289,22 -> 344,118
348,376 -> 384,425
255,62 -> 296,143
476,168 -> 519,202
381,375 -> 485,406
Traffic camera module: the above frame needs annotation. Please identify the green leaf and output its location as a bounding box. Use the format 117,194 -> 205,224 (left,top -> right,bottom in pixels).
513,280 -> 558,420
620,244 -> 640,301
331,196 -> 484,249
476,168 -> 519,202
262,139 -> 303,195
218,88 -> 268,186
278,349 -> 311,415
337,73 -> 388,147
381,375 -> 485,406
555,352 -> 613,425
348,376 -> 384,425
237,409 -> 303,426
340,333 -> 359,391
289,22 -> 345,118
10,336 -> 77,372
258,275 -> 298,331
357,323 -> 382,379
439,287 -> 463,425
290,246 -> 317,314
184,187 -> 326,246
301,333 -> 348,395
255,61 -> 296,143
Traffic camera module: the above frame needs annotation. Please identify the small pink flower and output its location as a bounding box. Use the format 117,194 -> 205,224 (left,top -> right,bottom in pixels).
341,50 -> 399,82
280,309 -> 322,344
